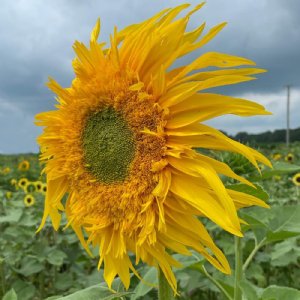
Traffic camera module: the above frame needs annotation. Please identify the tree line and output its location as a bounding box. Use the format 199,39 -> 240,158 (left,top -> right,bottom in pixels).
228,127 -> 300,144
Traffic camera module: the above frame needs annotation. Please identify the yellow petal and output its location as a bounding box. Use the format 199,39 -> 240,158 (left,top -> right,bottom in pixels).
170,172 -> 242,236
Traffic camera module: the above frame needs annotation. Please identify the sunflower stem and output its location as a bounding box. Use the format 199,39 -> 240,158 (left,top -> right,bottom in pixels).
158,268 -> 174,300
243,238 -> 266,272
201,266 -> 233,300
234,236 -> 243,300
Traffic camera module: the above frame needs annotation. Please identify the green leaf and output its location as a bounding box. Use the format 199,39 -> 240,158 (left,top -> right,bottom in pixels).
252,162 -> 300,180
271,238 -> 300,267
3,289 -> 18,300
240,279 -> 259,300
47,249 -> 67,266
227,183 -> 269,201
102,292 -> 135,300
54,273 -> 74,291
173,252 -> 204,269
260,285 -> 300,300
131,267 -> 157,300
15,258 -> 44,276
12,279 -> 36,300
54,284 -> 132,300
266,205 -> 300,242
0,208 -> 23,224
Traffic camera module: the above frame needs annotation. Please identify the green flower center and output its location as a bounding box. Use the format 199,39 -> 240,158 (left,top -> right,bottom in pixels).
82,107 -> 135,184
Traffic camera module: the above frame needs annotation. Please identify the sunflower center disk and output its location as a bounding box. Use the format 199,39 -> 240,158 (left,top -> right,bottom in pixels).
82,107 -> 135,184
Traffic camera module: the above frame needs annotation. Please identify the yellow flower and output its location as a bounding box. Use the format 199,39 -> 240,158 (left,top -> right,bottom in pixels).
36,4 -> 271,292
285,153 -> 294,162
41,183 -> 47,194
18,160 -> 30,171
24,194 -> 35,207
18,178 -> 29,190
274,175 -> 281,181
10,179 -> 17,186
5,191 -> 12,199
2,167 -> 11,174
292,173 -> 300,186
272,153 -> 281,161
34,181 -> 44,193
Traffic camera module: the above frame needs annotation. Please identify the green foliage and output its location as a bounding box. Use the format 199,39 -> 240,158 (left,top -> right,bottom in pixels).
1,143 -> 300,299
232,127 -> 300,144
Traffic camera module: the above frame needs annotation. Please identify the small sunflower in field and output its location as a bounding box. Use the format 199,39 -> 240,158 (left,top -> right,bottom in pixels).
2,167 -> 11,174
272,153 -> 281,161
18,160 -> 30,171
24,194 -> 35,207
5,191 -> 12,199
41,183 -> 47,194
18,178 -> 29,190
292,173 -> 300,186
10,179 -> 17,186
34,181 -> 44,193
36,4 -> 271,292
285,153 -> 294,162
274,175 -> 281,181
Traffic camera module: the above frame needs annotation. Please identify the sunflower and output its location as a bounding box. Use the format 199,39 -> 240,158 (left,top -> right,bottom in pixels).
10,179 -> 17,186
274,175 -> 281,181
34,181 -> 44,193
18,178 -> 29,190
2,167 -> 11,174
5,191 -> 12,199
36,4 -> 271,292
41,183 -> 47,194
292,173 -> 300,186
18,160 -> 30,171
24,194 -> 35,207
285,153 -> 294,162
272,153 -> 281,161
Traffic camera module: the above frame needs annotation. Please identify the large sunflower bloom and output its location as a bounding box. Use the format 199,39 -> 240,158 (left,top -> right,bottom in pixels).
36,4 -> 271,292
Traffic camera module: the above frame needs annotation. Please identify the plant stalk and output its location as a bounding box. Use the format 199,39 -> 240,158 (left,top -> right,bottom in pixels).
158,268 -> 174,300
0,260 -> 6,297
243,238 -> 266,272
234,236 -> 243,300
202,266 -> 233,300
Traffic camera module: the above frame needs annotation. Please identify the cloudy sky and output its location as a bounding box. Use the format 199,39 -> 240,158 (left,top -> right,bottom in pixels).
0,0 -> 299,153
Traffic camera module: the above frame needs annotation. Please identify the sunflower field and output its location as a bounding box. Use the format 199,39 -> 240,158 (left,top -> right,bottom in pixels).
0,143 -> 299,300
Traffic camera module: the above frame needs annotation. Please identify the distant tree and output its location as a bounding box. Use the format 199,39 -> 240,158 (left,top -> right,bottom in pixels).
231,127 -> 300,144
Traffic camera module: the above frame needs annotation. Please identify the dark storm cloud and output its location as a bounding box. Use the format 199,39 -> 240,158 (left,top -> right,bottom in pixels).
0,0 -> 300,153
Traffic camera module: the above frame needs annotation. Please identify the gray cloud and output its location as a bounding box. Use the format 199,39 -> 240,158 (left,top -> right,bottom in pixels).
0,0 -> 299,153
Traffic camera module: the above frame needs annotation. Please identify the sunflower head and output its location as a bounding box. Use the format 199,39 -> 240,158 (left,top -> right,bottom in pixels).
36,3 -> 271,292
10,179 -> 17,186
18,178 -> 29,190
34,181 -> 44,192
18,160 -> 30,171
2,167 -> 11,175
41,183 -> 47,194
272,153 -> 281,161
24,194 -> 35,207
292,173 -> 300,186
274,175 -> 281,181
285,153 -> 294,162
5,191 -> 13,199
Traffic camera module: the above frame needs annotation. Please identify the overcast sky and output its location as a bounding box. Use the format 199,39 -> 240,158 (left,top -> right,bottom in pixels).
0,0 -> 299,153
